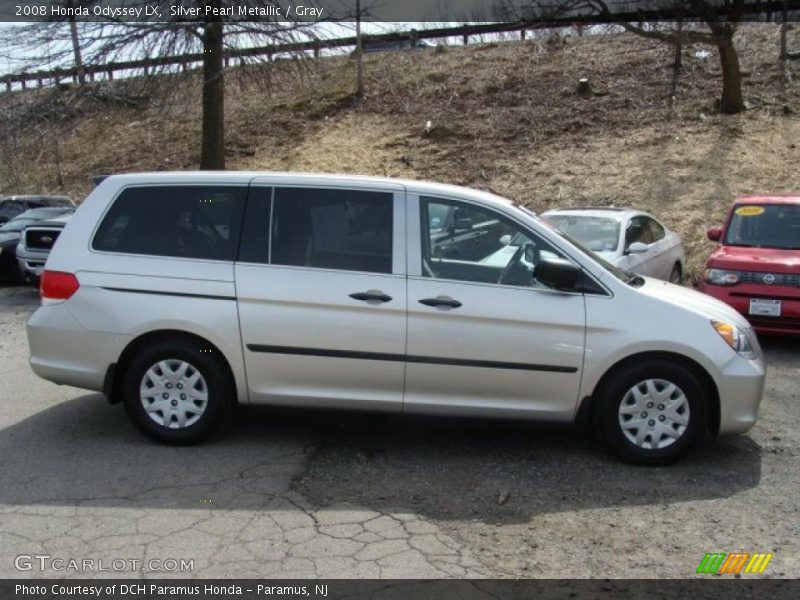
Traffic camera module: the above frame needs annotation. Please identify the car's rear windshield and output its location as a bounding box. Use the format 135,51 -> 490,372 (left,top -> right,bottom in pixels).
725,204 -> 800,250
544,215 -> 621,252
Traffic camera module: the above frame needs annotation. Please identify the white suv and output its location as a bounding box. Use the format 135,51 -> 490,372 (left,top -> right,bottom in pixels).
27,172 -> 765,464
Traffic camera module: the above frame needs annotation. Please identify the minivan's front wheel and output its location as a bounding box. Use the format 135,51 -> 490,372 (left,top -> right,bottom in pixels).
596,359 -> 707,465
121,340 -> 229,444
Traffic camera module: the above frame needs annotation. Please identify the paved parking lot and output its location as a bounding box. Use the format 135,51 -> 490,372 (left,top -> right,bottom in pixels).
1,285 -> 798,579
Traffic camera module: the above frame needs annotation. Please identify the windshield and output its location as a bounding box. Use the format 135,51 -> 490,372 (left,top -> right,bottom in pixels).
555,227 -> 642,285
521,213 -> 643,286
725,204 -> 800,249
0,218 -> 35,233
543,215 -> 621,252
514,206 -> 643,286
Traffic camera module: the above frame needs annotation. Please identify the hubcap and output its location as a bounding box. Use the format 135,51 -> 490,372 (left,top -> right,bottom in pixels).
140,359 -> 208,429
618,378 -> 690,450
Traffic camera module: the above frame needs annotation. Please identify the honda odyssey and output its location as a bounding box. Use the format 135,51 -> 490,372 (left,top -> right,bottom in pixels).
26,173 -> 766,464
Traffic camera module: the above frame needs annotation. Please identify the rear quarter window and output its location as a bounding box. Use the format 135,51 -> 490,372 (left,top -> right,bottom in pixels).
92,186 -> 246,261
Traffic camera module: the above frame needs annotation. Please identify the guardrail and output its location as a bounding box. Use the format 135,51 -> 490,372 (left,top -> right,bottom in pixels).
0,22 -> 552,92
1,1 -> 797,93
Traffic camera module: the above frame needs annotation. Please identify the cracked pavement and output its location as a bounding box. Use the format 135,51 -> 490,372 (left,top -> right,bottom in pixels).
1,285 -> 798,578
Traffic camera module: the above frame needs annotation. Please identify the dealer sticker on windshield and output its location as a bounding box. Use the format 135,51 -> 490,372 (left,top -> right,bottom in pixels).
735,206 -> 765,217
750,298 -> 781,317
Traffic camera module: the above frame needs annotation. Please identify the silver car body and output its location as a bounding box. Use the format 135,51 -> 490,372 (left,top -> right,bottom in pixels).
541,208 -> 685,281
27,173 -> 764,436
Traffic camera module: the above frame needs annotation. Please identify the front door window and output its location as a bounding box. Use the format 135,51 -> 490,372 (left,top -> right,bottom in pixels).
421,196 -> 563,289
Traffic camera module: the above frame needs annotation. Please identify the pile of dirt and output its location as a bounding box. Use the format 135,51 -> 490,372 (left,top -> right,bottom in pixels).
1,24 -> 798,282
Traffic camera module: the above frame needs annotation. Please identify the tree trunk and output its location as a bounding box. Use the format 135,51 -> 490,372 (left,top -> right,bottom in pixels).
669,19 -> 683,110
68,8 -> 84,85
717,37 -> 744,114
200,17 -> 225,170
780,0 -> 788,60
355,0 -> 364,97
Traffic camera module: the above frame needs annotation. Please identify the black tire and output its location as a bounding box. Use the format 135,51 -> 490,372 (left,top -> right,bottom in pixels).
669,263 -> 682,285
595,359 -> 707,465
121,338 -> 230,444
0,253 -> 22,284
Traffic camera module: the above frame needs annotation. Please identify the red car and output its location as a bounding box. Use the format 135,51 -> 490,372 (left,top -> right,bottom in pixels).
699,195 -> 800,336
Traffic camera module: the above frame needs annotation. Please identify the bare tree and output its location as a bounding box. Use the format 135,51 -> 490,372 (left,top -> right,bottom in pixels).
588,1 -> 747,113
496,0 -> 750,114
0,1 -> 319,169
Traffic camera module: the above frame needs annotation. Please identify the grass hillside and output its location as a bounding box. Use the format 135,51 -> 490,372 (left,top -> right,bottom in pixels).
1,24 -> 798,282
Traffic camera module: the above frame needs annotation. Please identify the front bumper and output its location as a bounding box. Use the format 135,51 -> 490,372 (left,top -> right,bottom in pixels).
27,302 -> 130,392
699,282 -> 800,336
714,349 -> 766,436
15,246 -> 50,278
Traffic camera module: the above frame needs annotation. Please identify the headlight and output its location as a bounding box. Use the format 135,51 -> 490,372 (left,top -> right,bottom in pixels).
712,320 -> 755,359
705,268 -> 741,286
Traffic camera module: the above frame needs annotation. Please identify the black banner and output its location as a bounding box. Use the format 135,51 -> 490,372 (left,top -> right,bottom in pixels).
2,580 -> 800,600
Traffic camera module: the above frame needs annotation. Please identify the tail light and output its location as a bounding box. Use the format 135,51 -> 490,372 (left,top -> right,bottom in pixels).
40,270 -> 80,303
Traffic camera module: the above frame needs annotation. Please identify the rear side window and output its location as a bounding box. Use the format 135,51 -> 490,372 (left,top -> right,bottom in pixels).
626,216 -> 653,245
270,187 -> 393,274
647,218 -> 666,242
0,200 -> 23,221
92,186 -> 246,260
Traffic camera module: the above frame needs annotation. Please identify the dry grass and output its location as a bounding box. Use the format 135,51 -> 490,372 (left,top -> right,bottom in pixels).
0,24 -> 798,282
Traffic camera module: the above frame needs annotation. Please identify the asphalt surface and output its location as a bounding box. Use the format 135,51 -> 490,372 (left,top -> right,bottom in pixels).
1,284 -> 798,579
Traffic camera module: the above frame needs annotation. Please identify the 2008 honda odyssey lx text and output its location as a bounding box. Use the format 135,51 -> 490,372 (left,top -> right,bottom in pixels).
27,173 -> 766,464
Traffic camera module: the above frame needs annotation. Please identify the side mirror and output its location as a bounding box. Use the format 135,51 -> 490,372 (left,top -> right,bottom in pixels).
707,227 -> 722,242
626,241 -> 648,254
534,257 -> 581,291
454,218 -> 473,231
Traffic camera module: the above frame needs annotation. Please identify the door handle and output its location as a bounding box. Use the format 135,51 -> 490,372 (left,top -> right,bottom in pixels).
418,295 -> 462,309
349,290 -> 393,303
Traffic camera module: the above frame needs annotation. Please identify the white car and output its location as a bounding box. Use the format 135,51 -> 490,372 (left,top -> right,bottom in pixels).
26,172 -> 764,465
541,208 -> 686,284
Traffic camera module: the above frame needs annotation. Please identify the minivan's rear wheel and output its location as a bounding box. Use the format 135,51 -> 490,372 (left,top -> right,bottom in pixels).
596,359 -> 706,465
121,339 -> 229,444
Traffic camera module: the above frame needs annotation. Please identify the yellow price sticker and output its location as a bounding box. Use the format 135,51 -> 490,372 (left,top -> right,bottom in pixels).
735,206 -> 765,217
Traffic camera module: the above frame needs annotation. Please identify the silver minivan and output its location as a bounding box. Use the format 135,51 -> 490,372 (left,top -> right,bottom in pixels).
27,172 -> 766,464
